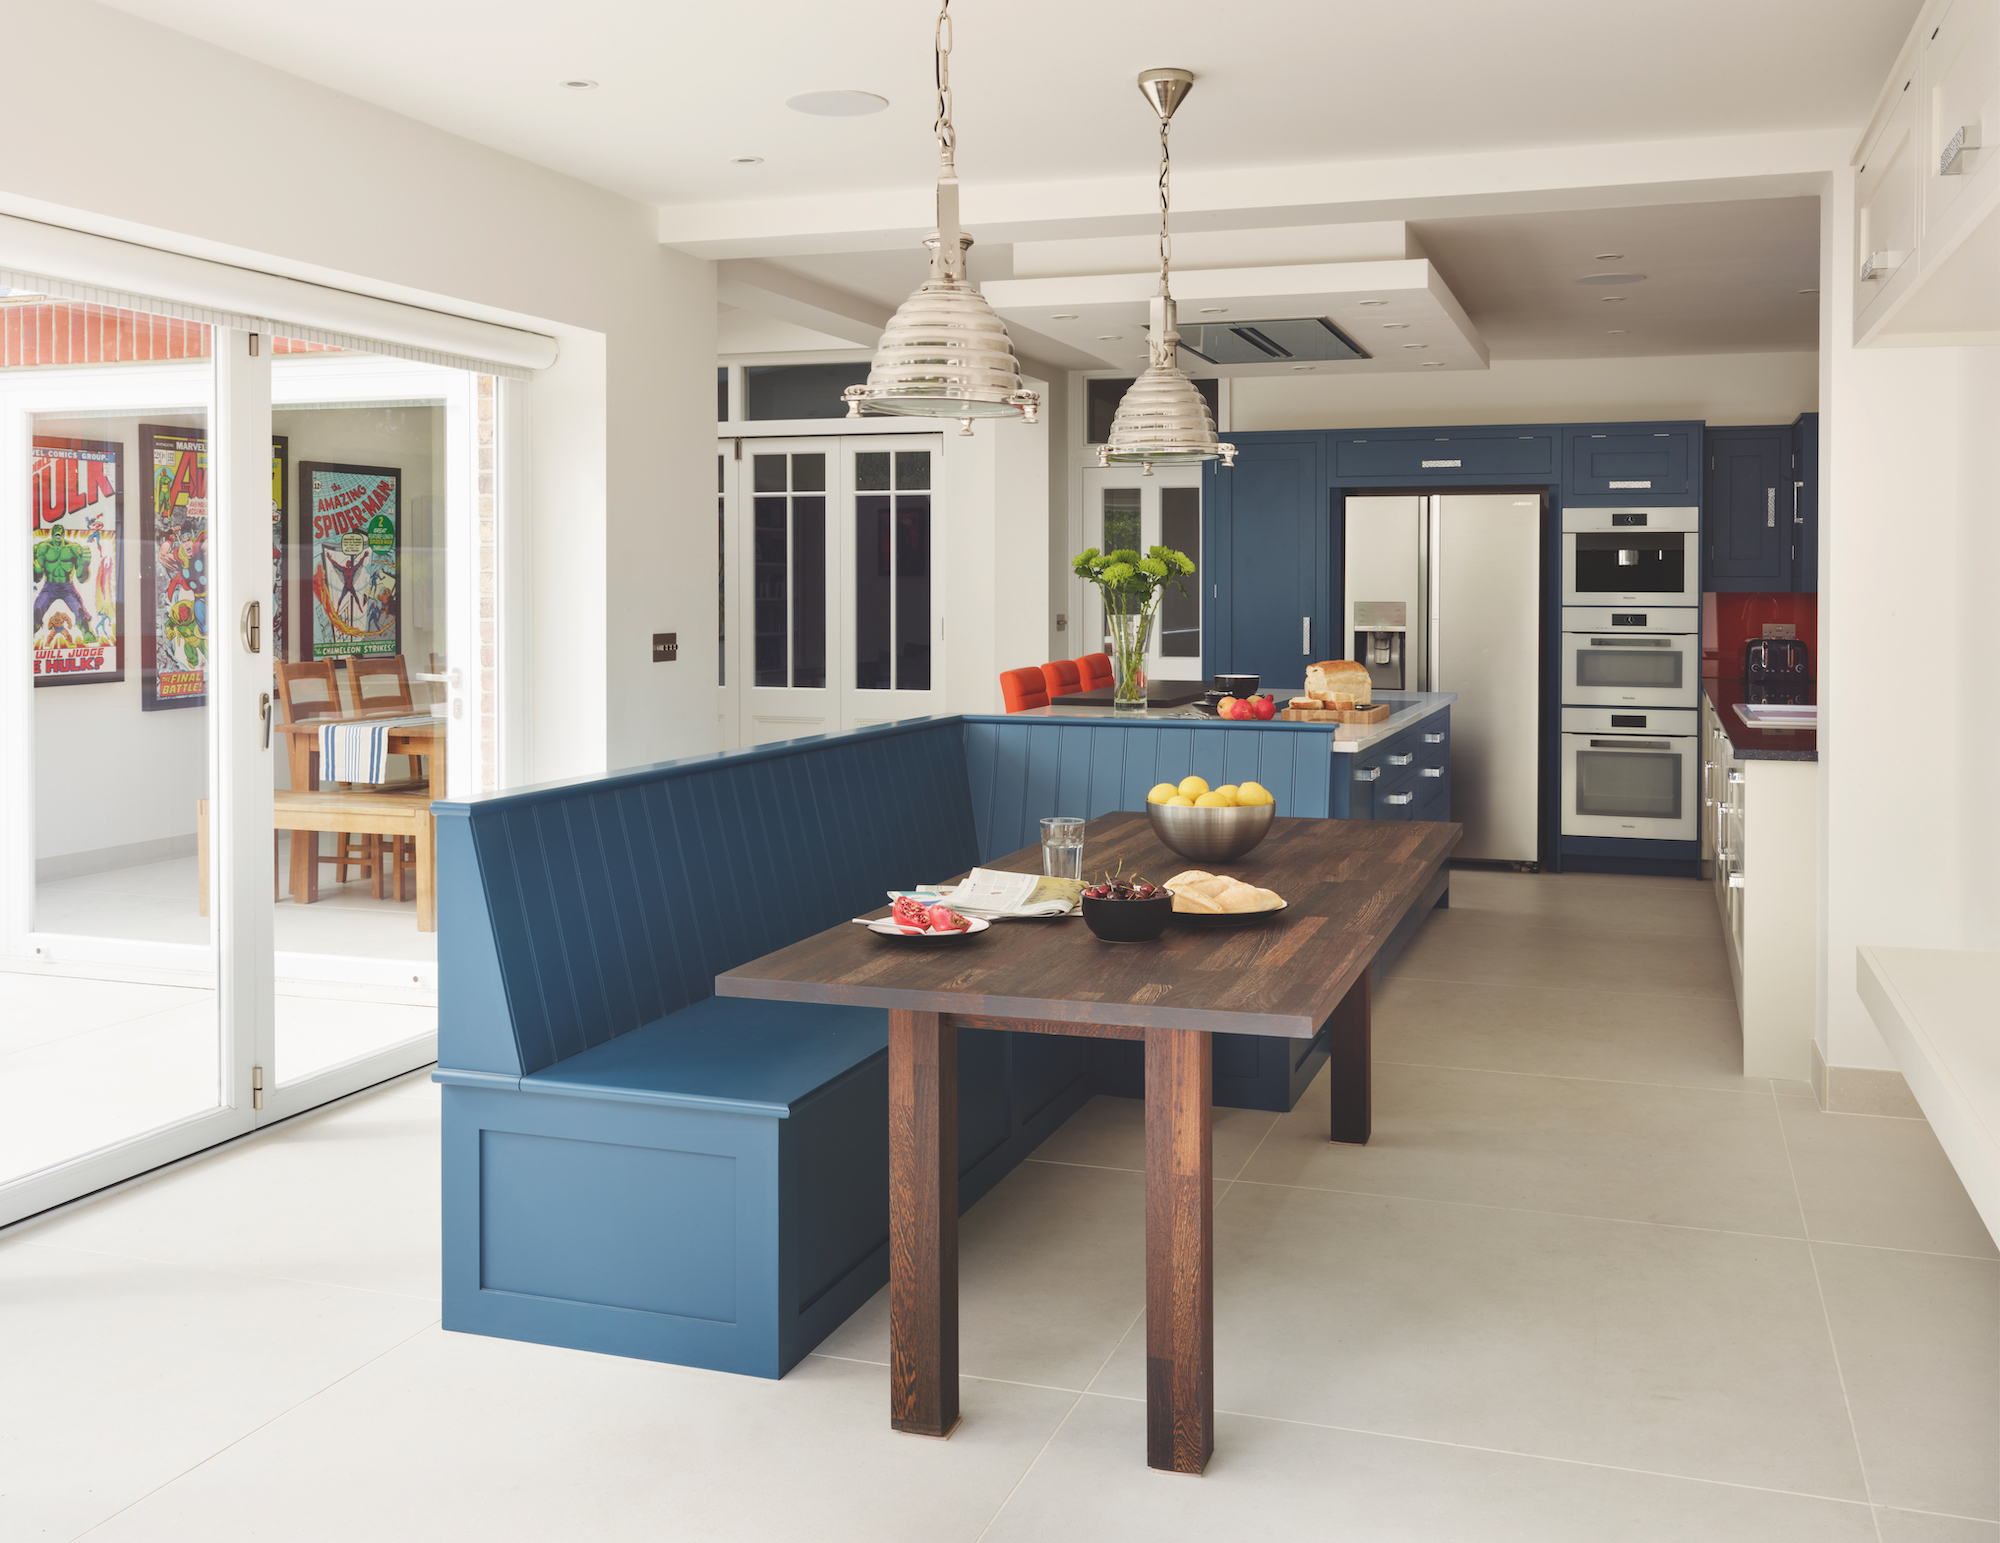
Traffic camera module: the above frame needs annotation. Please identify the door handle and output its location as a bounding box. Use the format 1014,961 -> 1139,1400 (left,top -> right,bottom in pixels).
1301,616 -> 1311,655
1765,488 -> 1776,528
259,691 -> 273,751
241,600 -> 261,654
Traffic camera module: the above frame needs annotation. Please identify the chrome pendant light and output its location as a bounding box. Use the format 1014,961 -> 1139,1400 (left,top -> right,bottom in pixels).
842,0 -> 1039,436
1099,68 -> 1234,475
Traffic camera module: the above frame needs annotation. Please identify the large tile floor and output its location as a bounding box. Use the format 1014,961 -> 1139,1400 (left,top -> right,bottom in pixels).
5,869 -> 1994,1541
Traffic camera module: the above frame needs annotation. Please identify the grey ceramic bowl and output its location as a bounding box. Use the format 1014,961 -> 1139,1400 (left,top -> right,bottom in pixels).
1146,799 -> 1276,863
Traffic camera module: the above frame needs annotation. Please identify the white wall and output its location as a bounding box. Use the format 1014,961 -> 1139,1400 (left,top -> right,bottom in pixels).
1820,162 -> 2000,1068
1,1 -> 718,784
1230,351 -> 1820,431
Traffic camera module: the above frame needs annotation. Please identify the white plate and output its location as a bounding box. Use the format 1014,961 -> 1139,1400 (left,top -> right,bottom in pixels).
862,916 -> 993,944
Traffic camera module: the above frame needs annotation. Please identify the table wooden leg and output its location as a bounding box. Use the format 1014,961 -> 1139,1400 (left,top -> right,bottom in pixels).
1328,971 -> 1371,1145
888,1008 -> 958,1438
1145,1025 -> 1213,1475
287,738 -> 315,902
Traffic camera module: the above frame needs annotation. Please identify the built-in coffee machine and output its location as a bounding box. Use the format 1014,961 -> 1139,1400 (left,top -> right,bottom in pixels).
1352,600 -> 1407,691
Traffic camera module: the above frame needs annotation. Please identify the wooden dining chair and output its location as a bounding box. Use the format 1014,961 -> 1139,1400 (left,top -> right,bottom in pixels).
344,654 -> 416,715
275,660 -> 375,886
1040,659 -> 1082,698
1075,652 -> 1114,692
999,666 -> 1052,713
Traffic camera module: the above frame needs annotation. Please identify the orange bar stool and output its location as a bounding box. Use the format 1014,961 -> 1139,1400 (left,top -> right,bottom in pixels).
1074,652 -> 1114,692
999,667 -> 1052,712
1040,659 -> 1082,698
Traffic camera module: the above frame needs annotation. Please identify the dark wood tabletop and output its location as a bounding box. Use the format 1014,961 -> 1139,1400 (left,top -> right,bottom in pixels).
1050,683 -> 1207,709
716,811 -> 1461,1038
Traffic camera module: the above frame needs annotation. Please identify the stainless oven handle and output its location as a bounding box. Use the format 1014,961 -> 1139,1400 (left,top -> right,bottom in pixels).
1587,738 -> 1671,749
1586,638 -> 1672,647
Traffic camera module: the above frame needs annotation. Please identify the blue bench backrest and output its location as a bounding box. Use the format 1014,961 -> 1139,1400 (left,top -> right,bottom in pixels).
436,719 -> 979,1078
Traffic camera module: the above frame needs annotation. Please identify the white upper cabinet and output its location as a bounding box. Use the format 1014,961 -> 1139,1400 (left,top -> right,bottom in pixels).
1854,68 -> 1923,334
1925,0 -> 2000,239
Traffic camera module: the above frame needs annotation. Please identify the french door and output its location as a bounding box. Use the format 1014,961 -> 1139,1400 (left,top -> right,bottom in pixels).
722,434 -> 945,745
1077,466 -> 1205,682
2,295 -> 488,1225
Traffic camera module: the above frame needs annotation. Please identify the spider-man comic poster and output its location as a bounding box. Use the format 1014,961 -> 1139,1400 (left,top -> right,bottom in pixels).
300,461 -> 399,662
31,436 -> 124,687
138,424 -> 208,711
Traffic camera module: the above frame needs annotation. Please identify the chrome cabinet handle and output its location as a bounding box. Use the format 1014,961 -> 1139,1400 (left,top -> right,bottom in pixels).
1423,732 -> 1445,743
1728,873 -> 1745,889
1384,791 -> 1415,805
1728,770 -> 1744,784
1353,766 -> 1381,782
1766,487 -> 1777,528
1302,616 -> 1311,655
1420,767 -> 1443,777
1388,753 -> 1414,766
1703,761 -> 1716,773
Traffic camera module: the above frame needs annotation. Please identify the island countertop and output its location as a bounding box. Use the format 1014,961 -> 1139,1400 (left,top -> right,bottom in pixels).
990,690 -> 1456,754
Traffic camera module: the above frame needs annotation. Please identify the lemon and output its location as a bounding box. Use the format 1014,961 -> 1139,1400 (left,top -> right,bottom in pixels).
1146,782 -> 1180,804
1166,795 -> 1196,807
1236,781 -> 1274,806
1177,775 -> 1210,798
1213,785 -> 1241,804
1194,790 -> 1234,808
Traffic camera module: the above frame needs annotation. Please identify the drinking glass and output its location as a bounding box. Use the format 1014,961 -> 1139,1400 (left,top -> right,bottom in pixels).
1040,817 -> 1085,880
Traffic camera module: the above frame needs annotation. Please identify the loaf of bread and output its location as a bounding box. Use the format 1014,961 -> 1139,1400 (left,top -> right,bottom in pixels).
1163,870 -> 1284,914
1304,659 -> 1372,706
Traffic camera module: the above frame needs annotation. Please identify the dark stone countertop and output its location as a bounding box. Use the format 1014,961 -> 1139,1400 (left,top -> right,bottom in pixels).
1702,675 -> 1818,762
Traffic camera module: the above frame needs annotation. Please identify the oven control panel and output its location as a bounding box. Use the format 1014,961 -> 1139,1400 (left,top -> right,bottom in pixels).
1560,706 -> 1699,735
1561,605 -> 1698,633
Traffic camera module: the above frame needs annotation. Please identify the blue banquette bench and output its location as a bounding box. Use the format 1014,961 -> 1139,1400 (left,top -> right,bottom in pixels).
436,711 -> 1449,1378
434,718 -> 1098,1379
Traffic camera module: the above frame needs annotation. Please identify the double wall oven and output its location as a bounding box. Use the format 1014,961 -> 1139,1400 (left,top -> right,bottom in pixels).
1560,607 -> 1699,709
1559,707 -> 1699,842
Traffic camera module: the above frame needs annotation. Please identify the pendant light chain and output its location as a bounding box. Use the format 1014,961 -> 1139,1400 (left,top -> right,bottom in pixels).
934,1 -> 955,176
1157,112 -> 1173,303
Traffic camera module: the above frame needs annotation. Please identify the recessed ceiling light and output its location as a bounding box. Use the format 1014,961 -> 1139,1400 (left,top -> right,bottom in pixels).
1600,295 -> 1627,302
786,90 -> 889,116
730,156 -> 764,164
1356,300 -> 1389,307
560,79 -> 598,90
1576,273 -> 1647,285
1198,307 -> 1227,314
1607,329 -> 1628,334
1382,322 -> 1410,329
1798,287 -> 1820,295
1050,313 -> 1079,320
1595,252 -> 1625,260
1401,343 -> 1429,349
1420,361 -> 1444,368
1096,334 -> 1123,341
1291,364 -> 1316,372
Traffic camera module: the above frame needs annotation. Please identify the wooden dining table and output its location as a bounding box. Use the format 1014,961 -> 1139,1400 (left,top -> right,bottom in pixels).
715,808 -> 1460,1474
275,711 -> 445,913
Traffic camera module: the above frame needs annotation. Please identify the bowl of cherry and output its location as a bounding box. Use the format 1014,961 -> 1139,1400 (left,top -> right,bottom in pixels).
1079,875 -> 1173,943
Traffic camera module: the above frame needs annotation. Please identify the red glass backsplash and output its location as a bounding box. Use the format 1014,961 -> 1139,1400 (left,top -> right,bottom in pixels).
1702,592 -> 1817,677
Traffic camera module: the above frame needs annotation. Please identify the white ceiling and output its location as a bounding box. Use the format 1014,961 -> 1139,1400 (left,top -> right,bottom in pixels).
105,0 -> 1919,209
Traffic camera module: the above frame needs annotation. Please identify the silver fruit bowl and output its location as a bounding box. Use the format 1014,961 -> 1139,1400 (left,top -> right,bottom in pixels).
1146,800 -> 1276,863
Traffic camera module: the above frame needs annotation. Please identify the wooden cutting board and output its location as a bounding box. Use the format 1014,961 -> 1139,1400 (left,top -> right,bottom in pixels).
1278,703 -> 1392,724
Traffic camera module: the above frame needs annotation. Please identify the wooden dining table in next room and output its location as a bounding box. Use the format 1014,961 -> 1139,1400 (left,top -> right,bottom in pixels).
275,711 -> 445,916
715,808 -> 1460,1474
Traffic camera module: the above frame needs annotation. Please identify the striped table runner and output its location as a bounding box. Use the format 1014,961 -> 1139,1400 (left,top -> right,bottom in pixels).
318,715 -> 434,784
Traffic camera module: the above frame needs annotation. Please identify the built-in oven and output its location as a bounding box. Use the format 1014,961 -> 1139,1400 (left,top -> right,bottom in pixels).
1562,506 -> 1699,607
1560,707 -> 1699,842
1560,607 -> 1699,708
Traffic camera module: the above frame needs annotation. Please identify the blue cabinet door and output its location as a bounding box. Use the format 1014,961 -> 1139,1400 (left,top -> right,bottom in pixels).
1792,413 -> 1818,595
1207,436 -> 1324,690
1332,432 -> 1556,480
1567,425 -> 1699,497
1704,428 -> 1790,590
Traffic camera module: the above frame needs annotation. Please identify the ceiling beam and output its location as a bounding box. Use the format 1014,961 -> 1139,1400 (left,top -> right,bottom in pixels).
713,258 -> 893,346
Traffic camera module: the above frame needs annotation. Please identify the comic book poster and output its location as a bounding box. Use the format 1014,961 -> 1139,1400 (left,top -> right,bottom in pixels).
271,436 -> 290,660
138,425 -> 207,711
301,461 -> 399,660
31,437 -> 124,687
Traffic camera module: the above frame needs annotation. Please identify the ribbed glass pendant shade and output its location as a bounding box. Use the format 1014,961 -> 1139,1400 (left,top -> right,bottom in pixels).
845,235 -> 1040,424
1100,297 -> 1235,472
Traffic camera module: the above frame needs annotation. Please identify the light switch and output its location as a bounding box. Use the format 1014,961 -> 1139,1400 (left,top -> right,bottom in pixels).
653,632 -> 678,662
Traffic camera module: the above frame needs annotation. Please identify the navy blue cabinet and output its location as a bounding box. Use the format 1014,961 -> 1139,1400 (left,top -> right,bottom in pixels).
1204,436 -> 1325,689
1331,431 -> 1556,481
1705,428 -> 1791,591
1792,412 -> 1819,595
1566,424 -> 1701,499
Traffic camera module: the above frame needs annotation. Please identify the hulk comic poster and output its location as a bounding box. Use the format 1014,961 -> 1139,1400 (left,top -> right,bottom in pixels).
31,437 -> 124,687
301,462 -> 399,661
138,425 -> 207,711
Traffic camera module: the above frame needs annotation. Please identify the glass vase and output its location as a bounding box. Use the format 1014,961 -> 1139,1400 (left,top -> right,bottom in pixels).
1107,610 -> 1152,715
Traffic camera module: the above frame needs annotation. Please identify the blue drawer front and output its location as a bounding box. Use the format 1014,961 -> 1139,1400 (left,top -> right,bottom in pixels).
1567,427 -> 1698,497
1334,433 -> 1554,479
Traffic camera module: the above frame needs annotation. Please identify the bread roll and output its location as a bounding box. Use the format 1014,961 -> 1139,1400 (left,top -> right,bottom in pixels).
1304,659 -> 1371,705
1165,872 -> 1285,913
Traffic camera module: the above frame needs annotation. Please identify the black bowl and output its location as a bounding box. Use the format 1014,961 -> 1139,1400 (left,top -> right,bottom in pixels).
1081,894 -> 1173,943
1213,673 -> 1260,698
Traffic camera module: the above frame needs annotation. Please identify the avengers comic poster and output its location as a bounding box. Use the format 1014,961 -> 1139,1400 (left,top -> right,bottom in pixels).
301,462 -> 399,661
139,424 -> 209,711
31,436 -> 125,687
271,436 -> 290,660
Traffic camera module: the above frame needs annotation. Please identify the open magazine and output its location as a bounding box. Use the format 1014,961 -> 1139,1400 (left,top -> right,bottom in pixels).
892,869 -> 1084,919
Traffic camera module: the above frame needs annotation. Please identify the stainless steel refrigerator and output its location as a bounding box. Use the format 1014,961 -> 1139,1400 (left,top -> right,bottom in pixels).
1344,494 -> 1540,863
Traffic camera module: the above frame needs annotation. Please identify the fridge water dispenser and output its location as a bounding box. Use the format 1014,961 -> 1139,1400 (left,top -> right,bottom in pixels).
1352,600 -> 1407,692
